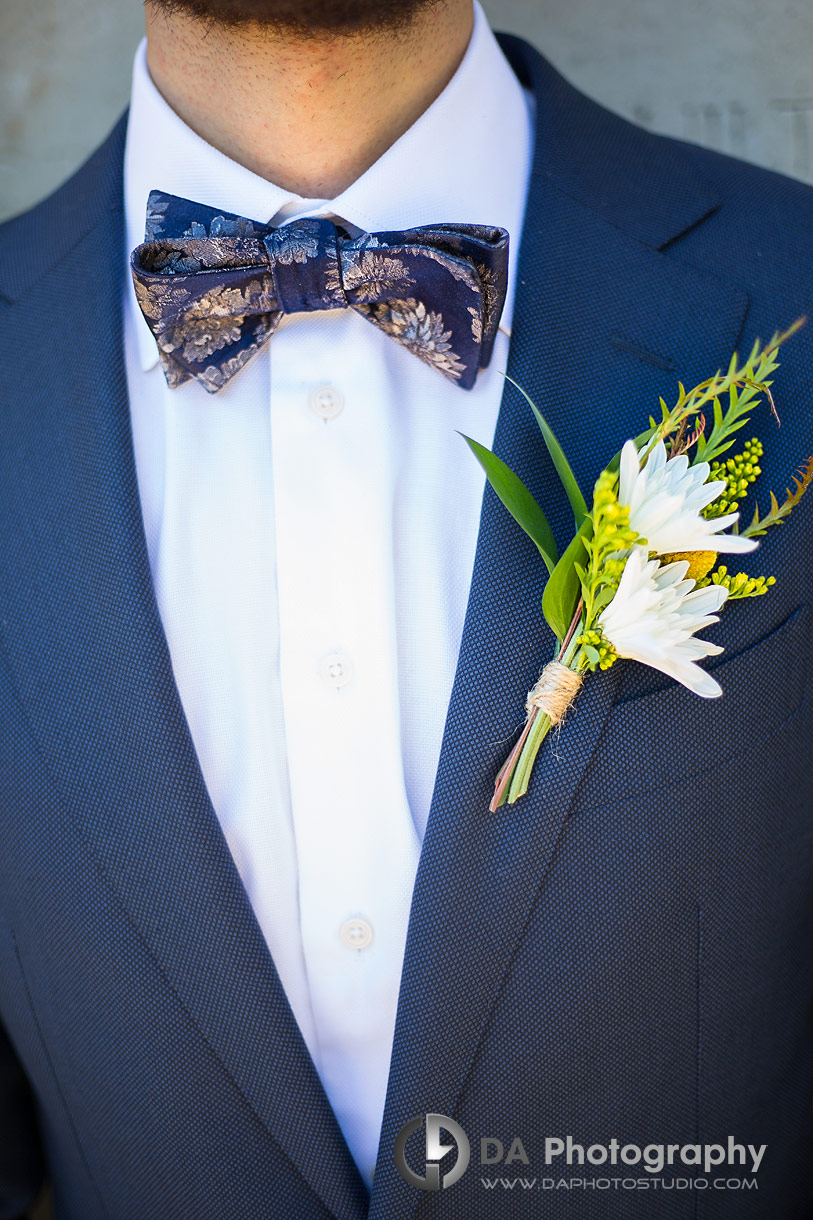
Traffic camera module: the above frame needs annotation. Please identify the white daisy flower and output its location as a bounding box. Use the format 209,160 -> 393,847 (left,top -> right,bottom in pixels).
619,438 -> 758,556
598,546 -> 729,697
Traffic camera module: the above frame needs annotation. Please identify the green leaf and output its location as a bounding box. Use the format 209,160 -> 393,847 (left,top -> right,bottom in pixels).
591,584 -> 617,613
462,435 -> 559,575
505,377 -> 589,528
542,517 -> 593,641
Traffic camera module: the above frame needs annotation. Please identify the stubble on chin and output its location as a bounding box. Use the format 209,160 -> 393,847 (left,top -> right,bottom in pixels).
145,0 -> 441,36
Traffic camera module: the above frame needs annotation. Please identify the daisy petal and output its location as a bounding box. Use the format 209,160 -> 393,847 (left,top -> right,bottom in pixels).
617,437 -> 761,556
598,546 -> 728,699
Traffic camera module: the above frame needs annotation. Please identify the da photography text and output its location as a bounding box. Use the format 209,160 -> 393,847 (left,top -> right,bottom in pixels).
393,1114 -> 767,1192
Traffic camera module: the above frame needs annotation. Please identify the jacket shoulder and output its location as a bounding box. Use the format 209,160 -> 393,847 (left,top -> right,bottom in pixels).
0,113 -> 127,304
661,132 -> 813,247
651,133 -> 813,341
501,33 -> 813,264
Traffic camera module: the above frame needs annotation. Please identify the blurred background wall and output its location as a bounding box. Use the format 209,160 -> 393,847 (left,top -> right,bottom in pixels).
2,0 -> 813,223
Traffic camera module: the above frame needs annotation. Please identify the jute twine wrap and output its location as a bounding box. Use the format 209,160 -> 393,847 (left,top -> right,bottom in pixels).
525,660 -> 583,724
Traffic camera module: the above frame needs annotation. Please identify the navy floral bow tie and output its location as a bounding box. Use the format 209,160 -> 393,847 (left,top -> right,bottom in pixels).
130,190 -> 510,393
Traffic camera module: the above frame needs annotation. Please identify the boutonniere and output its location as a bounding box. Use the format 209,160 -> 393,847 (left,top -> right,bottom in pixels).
464,319 -> 811,810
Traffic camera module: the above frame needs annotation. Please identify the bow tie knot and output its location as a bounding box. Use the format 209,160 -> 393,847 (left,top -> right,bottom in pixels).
263,218 -> 347,314
131,191 -> 509,393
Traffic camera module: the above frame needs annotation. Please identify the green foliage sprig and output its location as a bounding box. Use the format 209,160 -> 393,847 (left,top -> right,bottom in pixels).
740,454 -> 813,537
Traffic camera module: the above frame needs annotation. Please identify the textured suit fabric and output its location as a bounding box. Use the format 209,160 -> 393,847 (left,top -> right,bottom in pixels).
0,32 -> 812,1220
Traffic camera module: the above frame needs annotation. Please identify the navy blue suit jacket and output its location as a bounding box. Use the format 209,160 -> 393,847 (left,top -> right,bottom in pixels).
0,35 -> 811,1220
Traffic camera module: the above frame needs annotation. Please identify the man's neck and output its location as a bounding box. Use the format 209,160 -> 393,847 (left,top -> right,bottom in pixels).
144,1 -> 474,199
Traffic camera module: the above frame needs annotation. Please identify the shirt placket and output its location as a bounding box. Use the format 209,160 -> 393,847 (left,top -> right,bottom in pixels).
268,308 -> 420,1178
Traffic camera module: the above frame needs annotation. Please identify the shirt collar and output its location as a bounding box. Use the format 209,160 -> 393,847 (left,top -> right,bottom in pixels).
124,0 -> 533,373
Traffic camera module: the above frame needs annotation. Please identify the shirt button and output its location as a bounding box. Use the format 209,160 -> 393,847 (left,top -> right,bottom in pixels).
310,384 -> 344,420
340,917 -> 374,950
319,651 -> 354,690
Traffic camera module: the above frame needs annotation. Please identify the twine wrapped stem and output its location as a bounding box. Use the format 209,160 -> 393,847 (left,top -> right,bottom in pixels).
490,657 -> 583,811
525,660 -> 583,723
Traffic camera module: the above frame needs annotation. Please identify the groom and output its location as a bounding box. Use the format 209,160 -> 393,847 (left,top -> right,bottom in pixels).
0,0 -> 811,1217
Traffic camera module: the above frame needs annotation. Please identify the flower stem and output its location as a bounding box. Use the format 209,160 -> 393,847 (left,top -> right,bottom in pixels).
494,639 -> 583,809
557,599 -> 583,659
506,709 -> 552,803
490,710 -> 538,811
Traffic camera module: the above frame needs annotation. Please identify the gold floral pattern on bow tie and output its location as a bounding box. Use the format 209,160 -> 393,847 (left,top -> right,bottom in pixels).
473,262 -> 506,343
339,252 -> 414,302
413,244 -> 480,289
184,215 -> 259,240
262,223 -> 323,264
365,297 -> 466,380
131,190 -> 510,392
158,282 -> 268,364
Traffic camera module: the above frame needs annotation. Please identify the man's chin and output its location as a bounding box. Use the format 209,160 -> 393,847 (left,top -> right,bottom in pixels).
146,0 -> 436,35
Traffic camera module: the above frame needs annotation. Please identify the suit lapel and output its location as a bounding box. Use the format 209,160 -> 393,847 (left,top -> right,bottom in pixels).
369,38 -> 749,1219
0,123 -> 367,1220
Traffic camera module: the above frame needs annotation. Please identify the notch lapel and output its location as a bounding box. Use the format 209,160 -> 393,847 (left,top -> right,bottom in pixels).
0,123 -> 367,1220
370,38 -> 749,1219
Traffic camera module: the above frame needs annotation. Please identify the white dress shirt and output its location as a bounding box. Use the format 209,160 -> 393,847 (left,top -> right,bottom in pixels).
123,0 -> 533,1184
